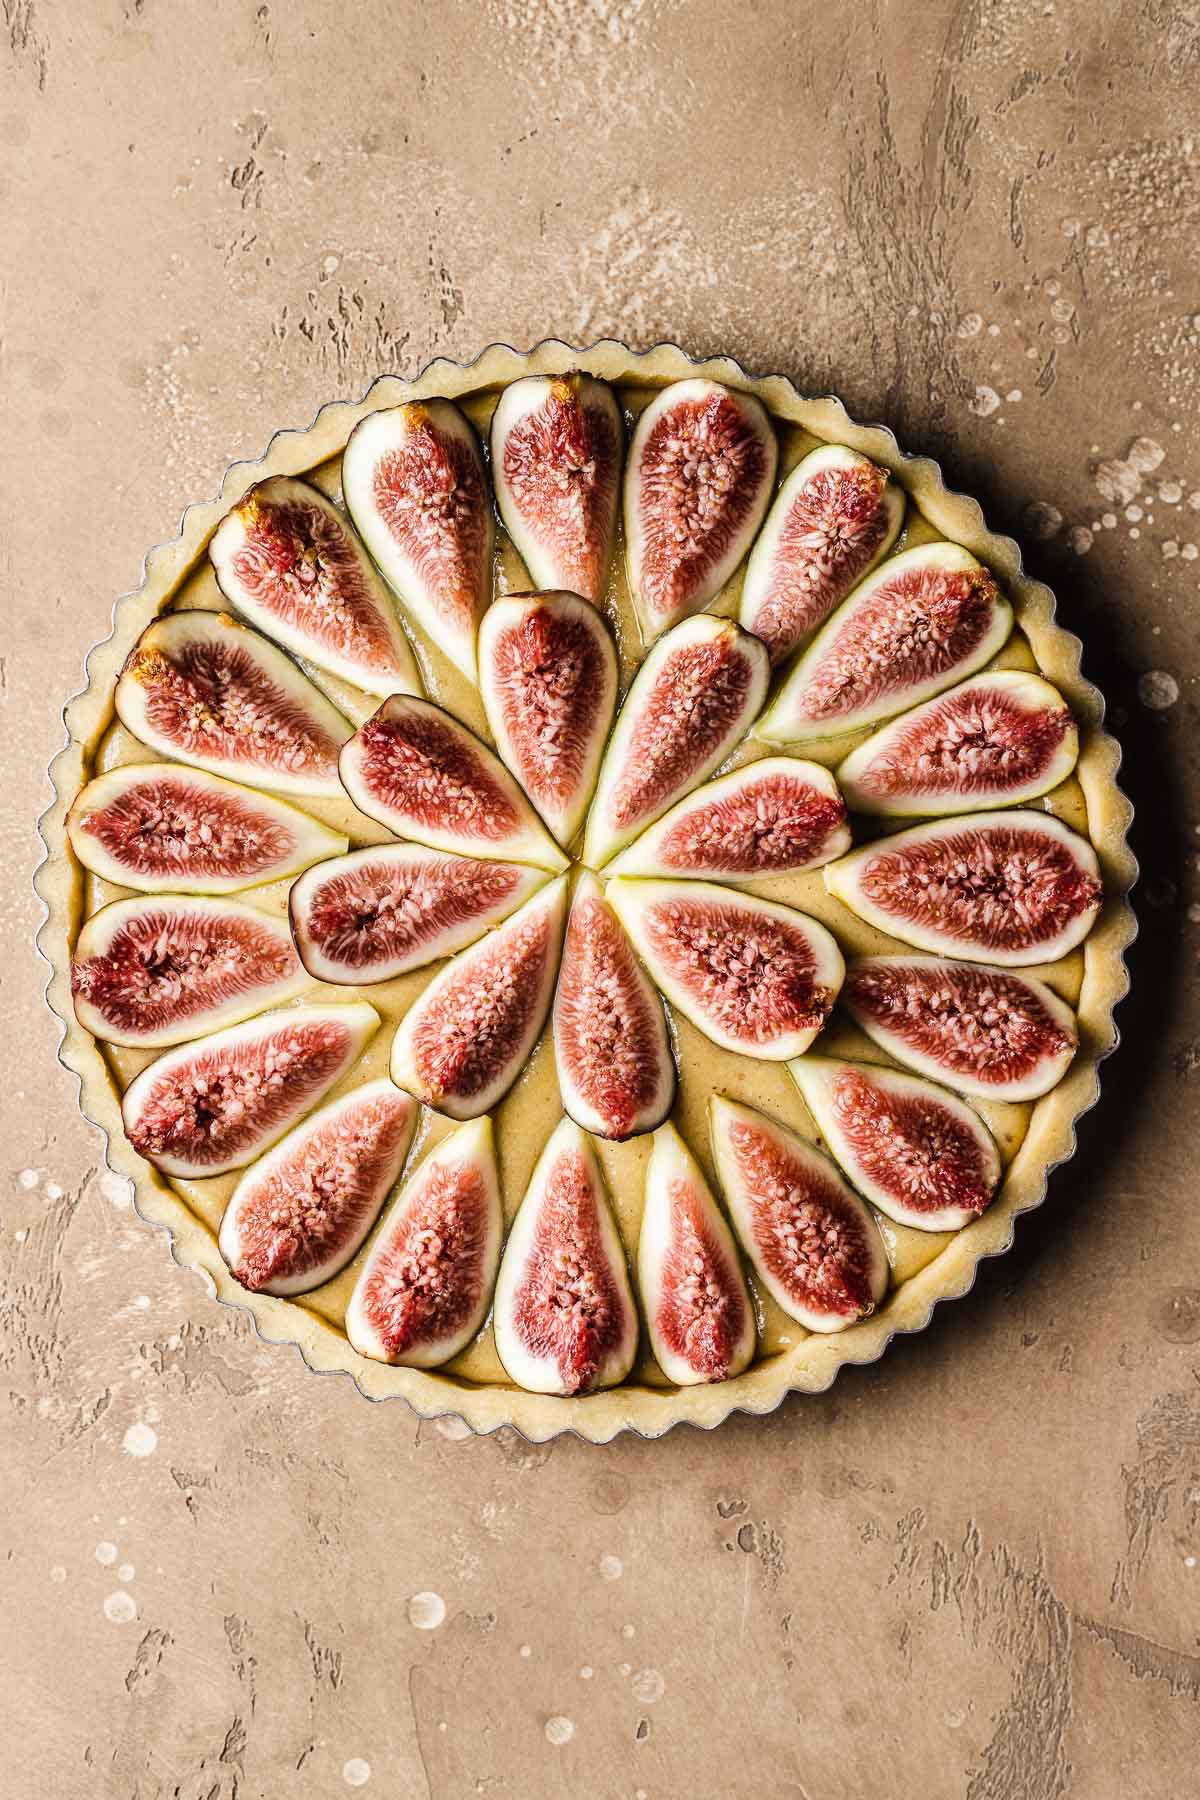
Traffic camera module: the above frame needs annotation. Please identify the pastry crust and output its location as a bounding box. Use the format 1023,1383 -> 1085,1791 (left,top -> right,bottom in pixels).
34,340 -> 1137,1442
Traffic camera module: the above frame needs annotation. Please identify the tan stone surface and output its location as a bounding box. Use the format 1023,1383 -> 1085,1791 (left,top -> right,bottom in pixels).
2,4 -> 1197,1796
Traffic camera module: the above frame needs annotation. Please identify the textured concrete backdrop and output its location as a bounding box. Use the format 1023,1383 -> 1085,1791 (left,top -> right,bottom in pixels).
3,3 -> 1198,1796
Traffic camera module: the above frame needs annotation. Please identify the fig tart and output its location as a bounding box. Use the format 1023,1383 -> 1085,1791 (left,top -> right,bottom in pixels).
37,341 -> 1135,1441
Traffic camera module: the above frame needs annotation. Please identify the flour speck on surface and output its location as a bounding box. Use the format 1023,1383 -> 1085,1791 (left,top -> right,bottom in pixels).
598,1552 -> 623,1581
632,1668 -> 666,1703
123,1422 -> 158,1458
407,1590 -> 446,1630
544,1715 -> 575,1746
99,1170 -> 133,1209
103,1591 -> 137,1624
1138,670 -> 1180,710
342,1758 -> 371,1787
94,1541 -> 118,1566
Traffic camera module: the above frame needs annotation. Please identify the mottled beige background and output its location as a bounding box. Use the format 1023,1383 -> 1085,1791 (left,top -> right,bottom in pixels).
3,3 -> 1198,1796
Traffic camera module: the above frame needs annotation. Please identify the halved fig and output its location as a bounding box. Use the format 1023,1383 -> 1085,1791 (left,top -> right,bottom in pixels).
220,1078 -> 418,1296
740,446 -> 905,667
115,611 -> 353,798
789,1056 -> 1001,1232
825,810 -> 1103,966
609,878 -> 844,1060
493,1117 -> 637,1395
71,894 -> 307,1048
478,591 -> 618,848
607,756 -> 850,882
121,1000 -> 379,1178
553,874 -> 675,1141
709,1095 -> 888,1332
341,399 -> 493,682
390,878 -> 567,1118
837,670 -> 1079,816
639,1122 -> 755,1386
209,475 -> 422,696
346,1115 -> 503,1366
288,845 -> 546,985
490,375 -> 623,603
840,955 -> 1078,1101
66,764 -> 347,894
624,379 -> 778,638
758,543 -> 1013,743
339,694 -> 567,871
582,615 -> 769,869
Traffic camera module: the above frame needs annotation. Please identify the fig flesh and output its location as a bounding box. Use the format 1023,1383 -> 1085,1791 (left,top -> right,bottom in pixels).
582,615 -> 769,869
624,379 -> 778,639
493,1118 -> 637,1395
740,446 -> 904,667
346,1115 -> 503,1367
72,894 -> 307,1048
288,845 -> 546,985
122,1000 -> 379,1179
341,399 -> 493,682
837,669 -> 1079,816
220,1078 -> 418,1296
339,693 -> 567,871
66,764 -> 347,894
825,810 -> 1103,966
490,375 -> 623,603
607,755 -> 850,882
708,1095 -> 888,1332
758,543 -> 1013,743
478,590 -> 618,849
840,955 -> 1078,1101
390,877 -> 567,1118
790,1055 -> 1001,1232
116,611 -> 352,798
553,874 -> 675,1141
609,877 -> 844,1060
639,1122 -> 755,1386
209,475 -> 422,697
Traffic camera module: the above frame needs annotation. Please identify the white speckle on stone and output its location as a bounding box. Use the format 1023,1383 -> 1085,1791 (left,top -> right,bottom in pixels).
1060,218 -> 1080,238
986,322 -> 1001,337
44,1181 -> 63,1201
343,1758 -> 371,1787
544,1716 -> 574,1747
1125,504 -> 1143,522
408,1591 -> 446,1630
13,1230 -> 26,1245
579,1665 -> 593,1679
434,1414 -> 472,1441
103,1591 -> 137,1624
1188,905 -> 1200,925
123,1423 -> 158,1458
100,1171 -> 132,1209
1184,1553 -> 1197,1568
49,1566 -> 67,1584
621,1623 -> 635,1640
956,312 -> 983,338
1163,541 -> 1179,559
1138,670 -> 1179,710
969,384 -> 1001,417
18,1169 -> 38,1191
1160,480 -> 1183,503
618,1662 -> 632,1677
95,1541 -> 118,1566
1006,388 -> 1023,403
632,1668 -> 666,1704
1024,501 -> 1063,539
1051,297 -> 1075,324
519,1644 -> 532,1659
597,1553 -> 623,1581
118,1563 -> 135,1583
1101,512 -> 1117,528
1182,543 -> 1198,560
1128,436 -> 1165,474
323,254 -> 341,275
134,1295 -> 150,1310
1065,526 -> 1093,555
945,1706 -> 966,1728
1129,527 -> 1140,539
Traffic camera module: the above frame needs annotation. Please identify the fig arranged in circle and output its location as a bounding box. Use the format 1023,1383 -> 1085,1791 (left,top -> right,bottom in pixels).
121,1000 -> 379,1178
758,543 -> 1013,743
219,1078 -> 418,1296
708,1095 -> 888,1333
209,475 -> 422,697
66,764 -> 347,894
116,611 -> 353,799
840,955 -> 1078,1102
639,1122 -> 755,1386
609,878 -> 844,1059
390,877 -> 568,1118
71,894 -> 307,1048
346,1115 -> 503,1367
825,810 -> 1103,966
490,374 -> 623,604
553,874 -> 675,1141
583,615 -> 769,869
478,590 -> 619,849
341,398 -> 493,682
625,378 -> 778,639
493,1117 -> 637,1396
339,694 -> 567,871
289,845 -> 547,985
607,755 -> 850,882
739,446 -> 905,667
837,669 -> 1079,816
790,1055 -> 1002,1233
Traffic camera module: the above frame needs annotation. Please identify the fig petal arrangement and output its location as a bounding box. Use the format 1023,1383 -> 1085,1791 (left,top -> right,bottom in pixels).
63,366 -> 1119,1421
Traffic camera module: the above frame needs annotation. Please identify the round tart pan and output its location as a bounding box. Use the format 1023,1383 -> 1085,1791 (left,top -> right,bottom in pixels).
35,340 -> 1137,1442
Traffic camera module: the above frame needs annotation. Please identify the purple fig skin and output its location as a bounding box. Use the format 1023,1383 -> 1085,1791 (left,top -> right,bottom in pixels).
624,378 -> 778,639
490,375 -> 623,604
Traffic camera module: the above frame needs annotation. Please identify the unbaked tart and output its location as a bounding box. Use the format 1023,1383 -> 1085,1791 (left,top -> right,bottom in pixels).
37,342 -> 1136,1440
